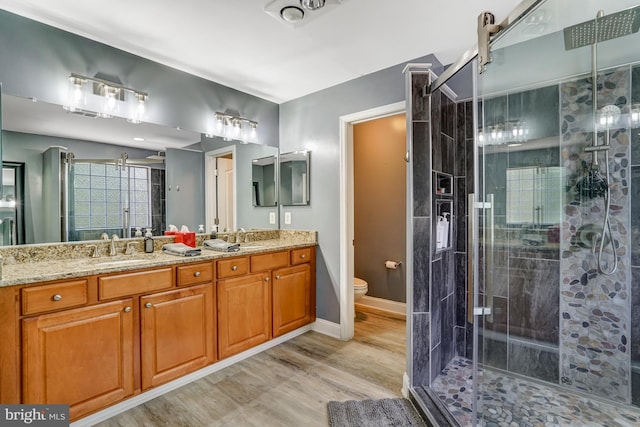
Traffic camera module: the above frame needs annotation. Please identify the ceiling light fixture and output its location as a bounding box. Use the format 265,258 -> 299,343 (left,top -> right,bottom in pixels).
280,6 -> 304,23
300,0 -> 325,11
63,73 -> 148,124
211,112 -> 259,144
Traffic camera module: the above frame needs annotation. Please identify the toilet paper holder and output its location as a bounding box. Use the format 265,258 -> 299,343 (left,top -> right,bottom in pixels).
384,260 -> 401,269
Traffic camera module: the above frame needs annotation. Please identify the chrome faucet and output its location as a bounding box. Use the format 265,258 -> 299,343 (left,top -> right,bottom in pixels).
236,227 -> 247,243
125,241 -> 137,255
110,234 -> 119,256
87,244 -> 100,258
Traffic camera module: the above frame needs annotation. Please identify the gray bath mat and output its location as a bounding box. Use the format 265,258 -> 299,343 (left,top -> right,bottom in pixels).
327,398 -> 427,427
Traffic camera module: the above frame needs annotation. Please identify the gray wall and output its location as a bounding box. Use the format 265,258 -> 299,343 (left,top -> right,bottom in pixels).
0,9 -> 279,147
280,54 -> 442,323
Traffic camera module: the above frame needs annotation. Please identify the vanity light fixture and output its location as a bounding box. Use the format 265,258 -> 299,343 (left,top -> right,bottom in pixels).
212,112 -> 259,144
63,73 -> 148,124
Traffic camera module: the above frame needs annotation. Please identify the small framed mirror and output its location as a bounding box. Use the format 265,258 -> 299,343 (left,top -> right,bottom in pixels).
279,151 -> 310,206
251,155 -> 277,207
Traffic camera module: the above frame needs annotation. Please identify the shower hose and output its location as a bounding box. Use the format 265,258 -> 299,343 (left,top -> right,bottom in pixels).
598,147 -> 618,276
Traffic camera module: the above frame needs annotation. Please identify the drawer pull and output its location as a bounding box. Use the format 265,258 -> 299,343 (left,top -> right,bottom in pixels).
275,275 -> 281,280
145,302 -> 153,308
300,254 -> 306,259
52,294 -> 62,301
124,306 -> 132,313
194,271 -> 201,277
264,277 -> 270,282
232,265 -> 238,271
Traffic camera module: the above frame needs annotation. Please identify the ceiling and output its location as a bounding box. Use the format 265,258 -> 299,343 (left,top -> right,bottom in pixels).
0,0 -> 523,103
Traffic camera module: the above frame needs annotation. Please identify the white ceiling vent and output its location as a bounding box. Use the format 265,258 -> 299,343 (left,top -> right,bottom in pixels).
264,0 -> 347,29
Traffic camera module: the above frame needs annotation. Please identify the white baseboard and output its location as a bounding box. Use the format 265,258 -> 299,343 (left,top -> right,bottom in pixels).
402,371 -> 410,398
355,295 -> 406,320
71,325 -> 312,427
311,318 -> 341,339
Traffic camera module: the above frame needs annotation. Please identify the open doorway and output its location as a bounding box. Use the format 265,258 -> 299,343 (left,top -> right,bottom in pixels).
205,146 -> 236,233
339,101 -> 406,339
353,113 -> 407,316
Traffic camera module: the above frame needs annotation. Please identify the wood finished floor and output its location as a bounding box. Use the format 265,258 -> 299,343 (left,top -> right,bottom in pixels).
96,312 -> 406,427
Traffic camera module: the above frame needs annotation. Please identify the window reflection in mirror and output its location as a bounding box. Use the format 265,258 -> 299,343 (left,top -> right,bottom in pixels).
251,155 -> 277,207
279,151 -> 310,206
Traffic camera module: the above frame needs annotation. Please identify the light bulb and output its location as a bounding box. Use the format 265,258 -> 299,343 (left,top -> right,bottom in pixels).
73,84 -> 82,101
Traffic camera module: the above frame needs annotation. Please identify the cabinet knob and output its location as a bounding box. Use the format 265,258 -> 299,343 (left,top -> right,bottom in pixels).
231,265 -> 238,271
52,294 -> 62,301
264,277 -> 270,282
145,302 -> 153,308
124,306 -> 132,313
194,271 -> 201,277
300,254 -> 306,259
275,275 -> 281,280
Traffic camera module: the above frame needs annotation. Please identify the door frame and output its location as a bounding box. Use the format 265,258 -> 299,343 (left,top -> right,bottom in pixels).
338,100 -> 406,340
205,146 -> 237,233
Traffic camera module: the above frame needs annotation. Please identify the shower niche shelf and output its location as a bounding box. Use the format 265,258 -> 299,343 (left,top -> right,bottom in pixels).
434,172 -> 453,196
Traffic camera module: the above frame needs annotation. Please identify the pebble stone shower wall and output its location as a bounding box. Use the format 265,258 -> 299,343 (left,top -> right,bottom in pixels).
560,66 -> 632,403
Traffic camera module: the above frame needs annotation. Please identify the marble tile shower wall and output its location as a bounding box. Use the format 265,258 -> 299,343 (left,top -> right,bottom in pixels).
410,69 -> 433,386
478,85 -> 562,385
631,64 -> 640,407
560,66 -> 634,404
408,65 -> 474,387
430,90 -> 458,380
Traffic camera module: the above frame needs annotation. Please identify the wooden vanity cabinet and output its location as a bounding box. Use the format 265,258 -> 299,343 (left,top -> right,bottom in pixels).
22,299 -> 134,421
217,271 -> 271,359
272,263 -> 313,337
140,283 -> 215,389
216,247 -> 316,356
0,247 -> 314,421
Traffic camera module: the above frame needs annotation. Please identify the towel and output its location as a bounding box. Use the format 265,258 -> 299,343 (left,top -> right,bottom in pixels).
203,239 -> 240,252
162,243 -> 201,257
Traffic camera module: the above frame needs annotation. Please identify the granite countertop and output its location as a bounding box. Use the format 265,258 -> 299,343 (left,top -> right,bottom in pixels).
0,230 -> 317,288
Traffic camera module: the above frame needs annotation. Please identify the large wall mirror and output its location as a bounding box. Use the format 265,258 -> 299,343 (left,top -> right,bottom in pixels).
279,151 -> 310,206
0,93 -> 279,246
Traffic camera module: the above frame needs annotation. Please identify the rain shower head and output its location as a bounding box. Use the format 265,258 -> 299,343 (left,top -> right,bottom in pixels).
563,5 -> 640,50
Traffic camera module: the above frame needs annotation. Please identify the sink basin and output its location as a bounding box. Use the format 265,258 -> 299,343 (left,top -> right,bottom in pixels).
91,258 -> 147,268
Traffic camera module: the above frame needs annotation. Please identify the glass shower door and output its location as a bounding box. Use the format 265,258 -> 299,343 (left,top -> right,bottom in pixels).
475,0 -> 640,425
67,159 -> 152,242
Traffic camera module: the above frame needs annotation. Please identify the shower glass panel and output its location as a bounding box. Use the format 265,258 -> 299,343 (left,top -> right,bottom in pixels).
475,0 -> 640,424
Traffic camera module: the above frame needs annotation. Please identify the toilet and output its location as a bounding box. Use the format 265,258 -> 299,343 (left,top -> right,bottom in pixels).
354,277 -> 368,301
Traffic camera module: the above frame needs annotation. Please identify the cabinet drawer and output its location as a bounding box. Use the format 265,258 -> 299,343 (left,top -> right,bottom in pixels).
99,268 -> 173,300
251,251 -> 289,272
217,257 -> 249,278
22,279 -> 89,315
177,262 -> 213,287
291,247 -> 312,265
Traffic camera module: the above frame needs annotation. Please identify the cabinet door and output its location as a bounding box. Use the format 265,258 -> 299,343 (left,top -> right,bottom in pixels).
22,299 -> 134,421
217,273 -> 270,359
273,264 -> 312,337
140,284 -> 215,390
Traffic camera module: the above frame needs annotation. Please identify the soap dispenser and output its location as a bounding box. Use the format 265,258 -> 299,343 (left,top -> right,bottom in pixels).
144,229 -> 154,253
440,213 -> 450,248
